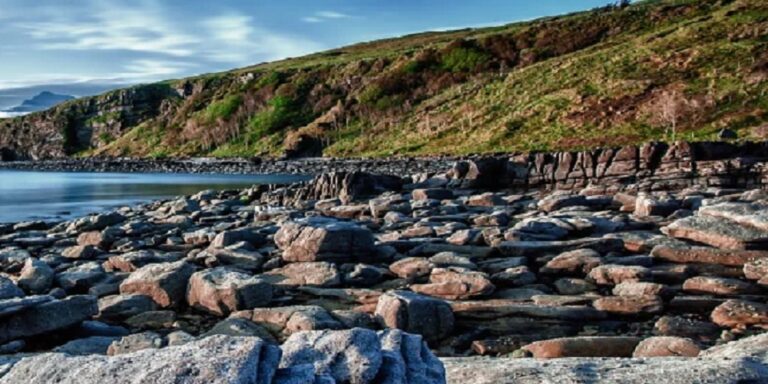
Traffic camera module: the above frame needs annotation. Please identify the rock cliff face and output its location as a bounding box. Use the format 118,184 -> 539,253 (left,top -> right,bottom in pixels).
0,84 -> 175,160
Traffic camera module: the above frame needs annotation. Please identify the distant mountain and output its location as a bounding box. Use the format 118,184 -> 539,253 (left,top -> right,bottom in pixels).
3,91 -> 75,114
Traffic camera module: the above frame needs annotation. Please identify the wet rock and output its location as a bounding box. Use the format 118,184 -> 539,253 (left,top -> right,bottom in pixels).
632,336 -> 700,357
523,336 -> 641,358
411,268 -> 495,300
119,260 -> 196,308
187,267 -> 272,315
274,219 -> 376,263
375,291 -> 454,343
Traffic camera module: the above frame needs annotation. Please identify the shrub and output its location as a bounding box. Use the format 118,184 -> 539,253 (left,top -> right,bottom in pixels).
202,94 -> 243,123
441,46 -> 491,73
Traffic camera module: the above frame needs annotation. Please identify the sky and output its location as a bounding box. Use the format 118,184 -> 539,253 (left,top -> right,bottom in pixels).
0,0 -> 614,109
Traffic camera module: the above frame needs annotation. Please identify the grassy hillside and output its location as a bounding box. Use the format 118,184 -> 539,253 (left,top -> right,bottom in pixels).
2,0 -> 767,159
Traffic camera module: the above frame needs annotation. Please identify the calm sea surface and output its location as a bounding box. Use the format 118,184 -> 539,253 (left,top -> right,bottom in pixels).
0,170 -> 309,223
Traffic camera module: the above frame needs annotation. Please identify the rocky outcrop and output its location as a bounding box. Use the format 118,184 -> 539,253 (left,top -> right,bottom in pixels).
0,331 -> 445,384
0,84 -> 175,160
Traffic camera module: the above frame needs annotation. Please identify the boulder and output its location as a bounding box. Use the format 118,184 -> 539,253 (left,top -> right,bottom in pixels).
377,329 -> 446,384
17,257 -> 54,294
651,245 -> 768,266
711,299 -> 768,328
662,215 -> 768,250
632,336 -> 700,357
266,262 -> 341,287
202,318 -> 276,343
119,261 -> 196,308
274,220 -> 376,263
0,295 -> 98,344
280,328 -> 382,384
654,316 -> 720,339
0,335 -> 280,384
523,336 -> 641,358
389,257 -> 434,280
54,336 -> 118,355
187,267 -> 272,315
107,331 -> 165,356
540,248 -> 602,275
98,294 -> 157,320
588,264 -> 651,285
682,276 -> 760,296
592,295 -> 664,316
444,333 -> 768,383
243,305 -> 343,336
412,188 -> 454,201
0,276 -> 23,300
411,268 -> 495,300
634,195 -> 680,217
612,282 -> 672,298
375,291 -> 454,343
210,228 -> 266,248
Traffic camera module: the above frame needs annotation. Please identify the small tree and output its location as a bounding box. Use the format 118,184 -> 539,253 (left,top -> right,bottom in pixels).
657,90 -> 689,142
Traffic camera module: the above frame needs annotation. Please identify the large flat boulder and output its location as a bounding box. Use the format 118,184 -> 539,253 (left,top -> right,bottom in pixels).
443,333 -> 768,384
119,261 -> 195,308
0,335 -> 280,384
187,267 -> 273,316
662,215 -> 768,250
375,291 -> 454,343
0,295 -> 97,344
274,219 -> 376,263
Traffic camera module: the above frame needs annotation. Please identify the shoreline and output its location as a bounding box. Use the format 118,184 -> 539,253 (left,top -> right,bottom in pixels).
0,156 -> 459,176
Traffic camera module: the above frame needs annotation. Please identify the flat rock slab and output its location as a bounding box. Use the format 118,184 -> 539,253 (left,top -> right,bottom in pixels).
651,245 -> 768,266
0,295 -> 97,344
0,335 -> 280,384
497,238 -> 623,257
662,215 -> 768,250
450,300 -> 606,321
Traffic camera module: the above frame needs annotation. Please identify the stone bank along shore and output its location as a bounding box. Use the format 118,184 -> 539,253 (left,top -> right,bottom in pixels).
0,140 -> 766,383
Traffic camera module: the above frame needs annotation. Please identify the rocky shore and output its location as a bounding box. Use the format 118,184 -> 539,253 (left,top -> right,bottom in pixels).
0,142 -> 767,382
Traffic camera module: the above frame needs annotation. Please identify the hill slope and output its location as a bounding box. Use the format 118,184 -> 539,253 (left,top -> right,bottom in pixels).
0,0 -> 766,160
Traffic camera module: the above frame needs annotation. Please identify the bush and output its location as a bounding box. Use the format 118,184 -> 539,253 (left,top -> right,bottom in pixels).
202,94 -> 242,123
441,46 -> 491,73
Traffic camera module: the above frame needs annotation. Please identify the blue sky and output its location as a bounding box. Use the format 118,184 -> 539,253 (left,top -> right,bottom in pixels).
0,0 -> 614,107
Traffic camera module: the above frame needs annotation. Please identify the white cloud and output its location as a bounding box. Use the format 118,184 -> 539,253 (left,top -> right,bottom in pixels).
302,10 -> 353,23
119,60 -> 195,79
203,13 -> 324,63
316,11 -> 351,19
16,1 -> 198,56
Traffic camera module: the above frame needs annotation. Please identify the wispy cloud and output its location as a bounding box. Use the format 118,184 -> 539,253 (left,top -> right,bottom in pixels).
203,13 -> 324,63
16,1 -> 198,56
302,10 -> 353,23
9,1 -> 324,83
